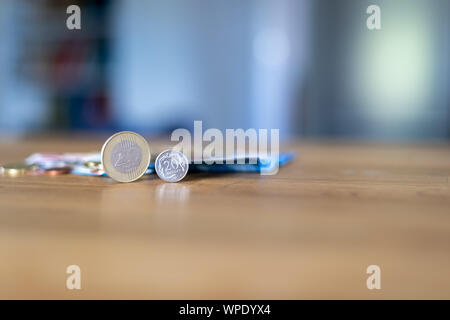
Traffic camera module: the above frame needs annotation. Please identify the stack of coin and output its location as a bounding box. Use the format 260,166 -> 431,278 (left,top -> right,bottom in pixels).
0,163 -> 38,177
44,167 -> 72,176
84,160 -> 102,170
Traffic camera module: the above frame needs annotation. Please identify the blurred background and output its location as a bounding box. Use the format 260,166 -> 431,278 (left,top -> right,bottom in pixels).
0,0 -> 449,140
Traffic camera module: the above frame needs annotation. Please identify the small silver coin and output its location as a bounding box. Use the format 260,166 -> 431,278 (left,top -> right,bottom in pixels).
101,131 -> 151,183
155,149 -> 189,183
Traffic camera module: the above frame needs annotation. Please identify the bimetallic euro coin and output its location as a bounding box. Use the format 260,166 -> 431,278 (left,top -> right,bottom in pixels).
155,149 -> 189,183
101,131 -> 150,183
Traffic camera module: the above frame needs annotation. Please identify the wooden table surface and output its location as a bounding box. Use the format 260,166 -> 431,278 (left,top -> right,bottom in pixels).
1,137 -> 449,299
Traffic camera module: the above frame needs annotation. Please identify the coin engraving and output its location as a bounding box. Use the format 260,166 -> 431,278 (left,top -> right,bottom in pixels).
110,140 -> 142,174
101,131 -> 150,183
155,150 -> 189,183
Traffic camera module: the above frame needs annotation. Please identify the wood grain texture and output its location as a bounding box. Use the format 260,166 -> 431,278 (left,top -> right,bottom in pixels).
0,137 -> 450,299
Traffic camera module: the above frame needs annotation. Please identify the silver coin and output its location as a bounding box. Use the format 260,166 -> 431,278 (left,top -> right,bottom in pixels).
110,141 -> 142,174
155,149 -> 189,183
101,131 -> 151,183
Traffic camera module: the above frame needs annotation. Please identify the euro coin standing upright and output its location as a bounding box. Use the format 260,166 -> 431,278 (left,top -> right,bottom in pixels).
101,131 -> 151,183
